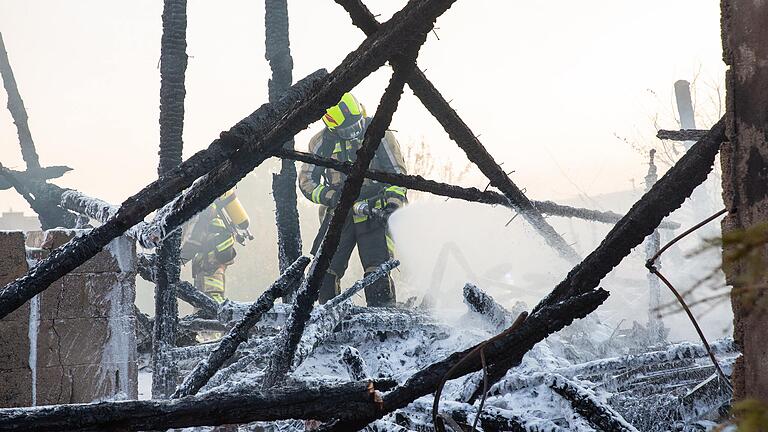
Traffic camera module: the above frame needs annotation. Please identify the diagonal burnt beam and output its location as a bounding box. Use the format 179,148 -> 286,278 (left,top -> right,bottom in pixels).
321,118 -> 727,430
548,374 -> 639,432
0,0 -> 453,319
0,32 -> 40,171
536,118 -> 725,310
262,48 -> 425,387
266,0 -> 303,284
276,148 -> 680,229
471,118 -> 728,402
0,0 -> 457,320
171,256 -> 310,398
0,68 -> 321,320
334,0 -> 581,264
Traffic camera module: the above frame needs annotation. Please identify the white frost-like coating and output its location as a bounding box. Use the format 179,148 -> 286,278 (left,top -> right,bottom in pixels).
27,294 -> 40,406
105,236 -> 136,274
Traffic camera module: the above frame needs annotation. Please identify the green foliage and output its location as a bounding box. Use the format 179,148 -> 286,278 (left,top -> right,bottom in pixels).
728,399 -> 768,431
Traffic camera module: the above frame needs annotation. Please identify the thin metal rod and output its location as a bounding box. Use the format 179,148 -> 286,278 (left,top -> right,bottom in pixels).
648,267 -> 732,392
650,208 -> 727,263
645,207 -> 732,392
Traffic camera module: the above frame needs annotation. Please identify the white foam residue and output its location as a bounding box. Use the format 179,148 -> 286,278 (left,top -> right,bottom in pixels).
27,294 -> 40,406
105,236 -> 136,274
98,277 -> 133,401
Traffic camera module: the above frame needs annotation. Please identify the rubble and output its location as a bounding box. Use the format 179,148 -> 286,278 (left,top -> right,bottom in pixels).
172,256 -> 309,398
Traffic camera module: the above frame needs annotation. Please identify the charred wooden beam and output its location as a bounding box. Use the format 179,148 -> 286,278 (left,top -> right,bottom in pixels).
326,259 -> 399,309
174,280 -> 220,318
342,346 -> 369,381
276,149 -> 680,229
138,0 -> 458,251
0,381 -> 387,432
153,0 -> 189,398
333,0 -> 580,265
463,283 -> 513,332
135,252 -> 223,317
548,374 -> 639,432
0,32 -> 40,171
15,178 -> 148,236
0,164 -> 77,229
318,288 -> 609,431
0,69 -> 320,319
656,129 -> 709,141
536,118 -> 725,312
136,252 -> 157,282
262,54 -> 420,387
172,256 -> 309,398
473,118 -> 727,402
0,166 -> 72,191
266,0 -> 303,290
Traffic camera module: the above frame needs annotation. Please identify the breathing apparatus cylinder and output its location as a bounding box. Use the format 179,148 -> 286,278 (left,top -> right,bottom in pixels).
216,189 -> 250,230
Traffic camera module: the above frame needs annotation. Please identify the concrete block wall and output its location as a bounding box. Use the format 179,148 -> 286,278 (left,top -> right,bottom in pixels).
0,229 -> 138,407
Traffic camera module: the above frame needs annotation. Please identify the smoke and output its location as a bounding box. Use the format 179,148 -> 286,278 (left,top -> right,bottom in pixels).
388,200 -> 572,322
389,196 -> 732,343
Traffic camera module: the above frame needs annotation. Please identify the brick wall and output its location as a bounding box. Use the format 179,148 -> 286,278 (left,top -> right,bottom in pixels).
0,229 -> 138,407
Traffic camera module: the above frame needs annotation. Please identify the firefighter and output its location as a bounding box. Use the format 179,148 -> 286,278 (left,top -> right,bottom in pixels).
180,189 -> 251,303
299,92 -> 407,306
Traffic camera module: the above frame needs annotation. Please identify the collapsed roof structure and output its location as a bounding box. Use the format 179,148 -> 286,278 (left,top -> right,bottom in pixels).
0,0 -> 746,430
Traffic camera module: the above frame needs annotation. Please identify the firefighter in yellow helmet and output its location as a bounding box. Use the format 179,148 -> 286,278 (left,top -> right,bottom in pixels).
180,189 -> 251,304
299,93 -> 407,306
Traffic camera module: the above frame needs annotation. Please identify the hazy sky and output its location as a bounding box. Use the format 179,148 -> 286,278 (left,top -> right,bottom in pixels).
0,0 -> 725,214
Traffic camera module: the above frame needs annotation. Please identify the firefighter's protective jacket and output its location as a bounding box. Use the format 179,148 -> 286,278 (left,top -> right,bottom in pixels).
298,119 -> 408,219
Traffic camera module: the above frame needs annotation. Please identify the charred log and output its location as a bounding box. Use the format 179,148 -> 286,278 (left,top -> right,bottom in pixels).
334,0 -> 580,265
342,346 -> 369,381
174,280 -> 220,318
0,166 -> 72,191
153,0 -> 189,398
172,256 -> 309,398
262,44 -> 426,387
0,165 -> 77,229
292,261 -> 398,370
462,283 -> 513,332
0,32 -> 40,171
276,148 -> 679,230
266,0 -> 303,290
656,129 -> 709,141
0,381 -> 388,432
136,252 -> 157,282
548,374 -> 638,432
536,118 -> 725,311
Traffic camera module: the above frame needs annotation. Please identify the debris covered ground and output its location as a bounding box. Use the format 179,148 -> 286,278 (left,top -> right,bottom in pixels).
133,282 -> 735,432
